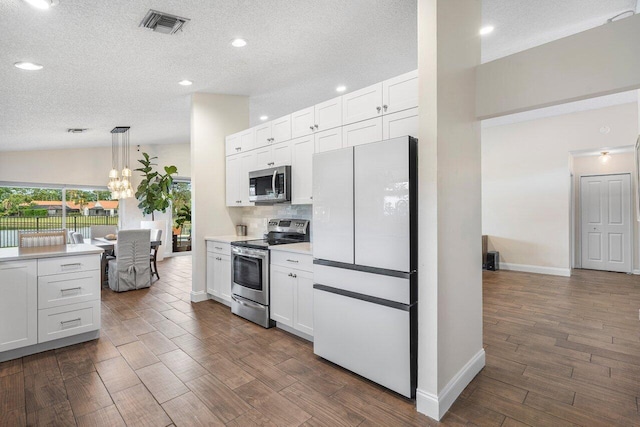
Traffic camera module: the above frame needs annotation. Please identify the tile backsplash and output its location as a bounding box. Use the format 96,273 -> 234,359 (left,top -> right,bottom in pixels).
237,204 -> 312,239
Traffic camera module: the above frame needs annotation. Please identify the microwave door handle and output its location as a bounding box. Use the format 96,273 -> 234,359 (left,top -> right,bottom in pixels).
272,169 -> 277,195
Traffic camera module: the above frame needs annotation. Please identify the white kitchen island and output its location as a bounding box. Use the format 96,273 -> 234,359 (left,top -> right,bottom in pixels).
0,244 -> 104,362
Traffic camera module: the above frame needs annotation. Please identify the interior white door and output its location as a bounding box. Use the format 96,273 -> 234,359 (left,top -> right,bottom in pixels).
580,174 -> 631,273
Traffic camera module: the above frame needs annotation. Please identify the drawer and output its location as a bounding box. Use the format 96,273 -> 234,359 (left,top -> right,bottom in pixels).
271,251 -> 312,271
38,270 -> 101,309
38,255 -> 100,277
207,241 -> 231,255
38,300 -> 100,343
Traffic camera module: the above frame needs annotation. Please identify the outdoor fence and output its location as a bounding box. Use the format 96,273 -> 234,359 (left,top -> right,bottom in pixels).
0,215 -> 118,247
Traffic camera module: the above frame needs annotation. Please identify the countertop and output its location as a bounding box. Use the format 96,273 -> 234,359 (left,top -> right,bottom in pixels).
269,242 -> 312,255
0,244 -> 105,262
204,235 -> 261,243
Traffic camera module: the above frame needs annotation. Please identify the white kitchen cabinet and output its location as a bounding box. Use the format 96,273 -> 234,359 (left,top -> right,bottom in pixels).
226,151 -> 256,207
314,128 -> 343,153
271,115 -> 292,143
342,83 -> 383,125
312,147 -> 354,264
254,141 -> 292,170
382,107 -> 418,140
38,300 -> 100,343
0,260 -> 37,353
255,146 -> 274,170
254,122 -> 272,148
270,252 -> 313,337
291,135 -> 314,204
226,128 -> 255,156
206,249 -> 231,305
225,132 -> 240,157
291,106 -> 315,138
343,117 -> 383,147
314,96 -> 342,131
382,70 -> 418,115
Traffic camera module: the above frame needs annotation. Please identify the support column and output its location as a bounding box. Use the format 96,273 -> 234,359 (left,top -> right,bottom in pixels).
416,0 -> 484,420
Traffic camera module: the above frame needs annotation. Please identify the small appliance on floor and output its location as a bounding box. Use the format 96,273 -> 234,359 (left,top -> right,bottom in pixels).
230,219 -> 309,328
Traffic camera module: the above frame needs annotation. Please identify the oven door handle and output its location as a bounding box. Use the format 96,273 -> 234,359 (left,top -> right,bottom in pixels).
232,295 -> 264,310
272,169 -> 277,196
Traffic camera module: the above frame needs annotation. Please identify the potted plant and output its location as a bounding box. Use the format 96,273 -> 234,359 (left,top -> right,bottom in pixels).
173,204 -> 191,251
135,152 -> 178,260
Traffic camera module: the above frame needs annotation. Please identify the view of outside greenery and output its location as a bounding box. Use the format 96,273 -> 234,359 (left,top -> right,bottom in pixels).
171,180 -> 192,251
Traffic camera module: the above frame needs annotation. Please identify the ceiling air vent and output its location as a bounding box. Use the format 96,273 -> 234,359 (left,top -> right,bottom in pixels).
139,9 -> 190,35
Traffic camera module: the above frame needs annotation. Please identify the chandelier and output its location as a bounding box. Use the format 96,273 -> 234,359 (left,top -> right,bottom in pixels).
107,126 -> 134,199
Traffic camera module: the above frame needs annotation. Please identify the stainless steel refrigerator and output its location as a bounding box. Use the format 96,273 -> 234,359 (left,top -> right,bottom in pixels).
312,135 -> 417,398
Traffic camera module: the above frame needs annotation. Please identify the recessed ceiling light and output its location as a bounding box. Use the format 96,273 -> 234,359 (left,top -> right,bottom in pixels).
14,61 -> 43,71
231,38 -> 247,47
178,80 -> 193,86
479,25 -> 494,36
259,115 -> 268,121
23,0 -> 58,10
336,85 -> 347,93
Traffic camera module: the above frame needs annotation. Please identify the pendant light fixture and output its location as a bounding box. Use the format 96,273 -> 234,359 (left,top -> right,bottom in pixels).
107,127 -> 134,199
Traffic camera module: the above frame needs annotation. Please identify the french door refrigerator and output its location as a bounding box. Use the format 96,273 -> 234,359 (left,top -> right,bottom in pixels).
312,135 -> 417,398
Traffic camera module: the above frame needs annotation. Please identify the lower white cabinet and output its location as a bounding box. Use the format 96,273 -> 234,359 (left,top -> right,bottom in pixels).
270,253 -> 314,337
0,260 -> 37,353
206,244 -> 231,305
38,300 -> 100,343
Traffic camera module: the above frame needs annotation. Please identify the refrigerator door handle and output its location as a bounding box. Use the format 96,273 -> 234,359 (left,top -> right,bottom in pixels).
313,284 -> 413,311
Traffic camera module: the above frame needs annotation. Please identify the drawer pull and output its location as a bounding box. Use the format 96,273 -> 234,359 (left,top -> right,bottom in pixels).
215,246 -> 223,250
61,287 -> 82,293
60,318 -> 81,328
60,263 -> 82,270
286,259 -> 299,263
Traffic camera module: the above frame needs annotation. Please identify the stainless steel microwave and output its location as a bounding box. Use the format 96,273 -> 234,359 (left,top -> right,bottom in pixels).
249,165 -> 291,204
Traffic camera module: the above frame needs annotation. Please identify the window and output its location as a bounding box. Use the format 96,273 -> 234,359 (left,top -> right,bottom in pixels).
172,179 -> 191,252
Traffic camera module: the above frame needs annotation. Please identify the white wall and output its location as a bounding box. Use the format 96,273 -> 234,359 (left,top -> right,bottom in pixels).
482,102 -> 639,275
572,152 -> 639,271
190,93 -> 248,302
477,14 -> 640,119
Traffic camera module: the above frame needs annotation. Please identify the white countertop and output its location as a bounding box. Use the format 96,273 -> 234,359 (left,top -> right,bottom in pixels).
204,235 -> 261,243
0,244 -> 105,262
269,242 -> 312,255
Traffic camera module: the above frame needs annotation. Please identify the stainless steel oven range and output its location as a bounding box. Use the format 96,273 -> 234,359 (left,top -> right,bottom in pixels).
230,218 -> 310,328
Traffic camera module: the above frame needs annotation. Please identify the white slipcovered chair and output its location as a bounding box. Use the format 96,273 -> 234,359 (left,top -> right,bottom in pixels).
108,229 -> 151,292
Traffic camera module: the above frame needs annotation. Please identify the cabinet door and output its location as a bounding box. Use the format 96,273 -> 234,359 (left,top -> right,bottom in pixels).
254,122 -> 272,149
343,117 -> 383,147
225,132 -> 241,156
0,260 -> 37,352
342,83 -> 382,125
255,146 -> 274,170
291,107 -> 315,138
226,155 -> 241,206
270,265 -> 294,326
294,270 -> 314,336
382,108 -> 418,140
314,96 -> 342,131
271,115 -> 292,143
239,128 -> 255,152
206,251 -> 217,296
312,147 -> 354,264
239,151 -> 257,206
314,128 -> 343,153
291,135 -> 314,205
219,255 -> 232,303
355,138 -> 411,272
273,141 -> 292,167
382,70 -> 418,115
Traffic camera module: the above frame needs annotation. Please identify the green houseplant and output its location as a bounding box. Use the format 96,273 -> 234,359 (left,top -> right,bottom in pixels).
135,152 -> 178,221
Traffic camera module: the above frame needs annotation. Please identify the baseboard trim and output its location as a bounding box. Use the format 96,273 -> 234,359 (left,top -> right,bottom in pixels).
190,290 -> 208,303
499,262 -> 570,277
632,269 -> 640,275
416,348 -> 485,421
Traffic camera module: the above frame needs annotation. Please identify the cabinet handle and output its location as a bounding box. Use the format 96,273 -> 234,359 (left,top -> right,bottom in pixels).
235,147 -> 241,151
383,104 -> 388,112
268,162 -> 274,166
61,287 -> 82,293
310,196 -> 313,200
286,259 -> 299,263
292,273 -> 297,278
376,106 -> 381,113
309,126 -> 314,131
60,318 -> 81,327
314,124 -> 318,129
60,263 -> 82,270
215,246 -> 223,250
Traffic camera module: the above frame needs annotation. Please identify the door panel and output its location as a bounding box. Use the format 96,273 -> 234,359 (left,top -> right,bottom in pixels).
580,174 -> 631,272
291,107 -> 314,138
342,83 -> 382,125
314,96 -> 342,131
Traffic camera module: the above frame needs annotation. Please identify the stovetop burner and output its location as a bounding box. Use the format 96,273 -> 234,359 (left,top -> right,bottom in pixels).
231,218 -> 309,250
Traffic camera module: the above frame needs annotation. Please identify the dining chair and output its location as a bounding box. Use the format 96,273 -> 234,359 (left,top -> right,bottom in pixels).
90,225 -> 117,239
149,229 -> 162,280
108,229 -> 151,292
19,230 -> 67,248
71,232 -> 85,244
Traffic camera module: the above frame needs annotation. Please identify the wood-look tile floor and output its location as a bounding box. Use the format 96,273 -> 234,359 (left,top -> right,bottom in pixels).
1,257 -> 639,426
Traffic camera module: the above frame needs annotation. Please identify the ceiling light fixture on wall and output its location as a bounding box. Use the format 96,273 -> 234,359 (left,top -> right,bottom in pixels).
178,80 -> 193,86
231,38 -> 247,47
23,0 -> 58,10
107,127 -> 134,199
336,85 -> 347,93
479,25 -> 494,35
259,115 -> 268,121
14,61 -> 43,71
599,151 -> 611,164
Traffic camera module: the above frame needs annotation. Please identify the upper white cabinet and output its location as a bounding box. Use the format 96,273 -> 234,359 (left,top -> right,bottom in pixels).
225,133 -> 240,156
342,83 -> 383,125
226,128 -> 256,156
343,117 -> 383,147
254,122 -> 272,148
314,128 -> 343,153
0,260 -> 37,353
382,107 -> 418,140
255,115 -> 292,149
254,141 -> 292,170
226,151 -> 256,206
314,96 -> 342,132
382,70 -> 418,115
291,107 -> 315,138
291,136 -> 314,205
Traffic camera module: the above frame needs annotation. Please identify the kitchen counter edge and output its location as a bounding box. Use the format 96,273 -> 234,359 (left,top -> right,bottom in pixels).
0,244 -> 105,262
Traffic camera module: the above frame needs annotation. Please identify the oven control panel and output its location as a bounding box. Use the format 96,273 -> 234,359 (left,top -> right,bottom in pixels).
267,218 -> 309,234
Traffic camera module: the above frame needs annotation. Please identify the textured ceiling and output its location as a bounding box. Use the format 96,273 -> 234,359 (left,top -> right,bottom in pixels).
0,0 -> 637,152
